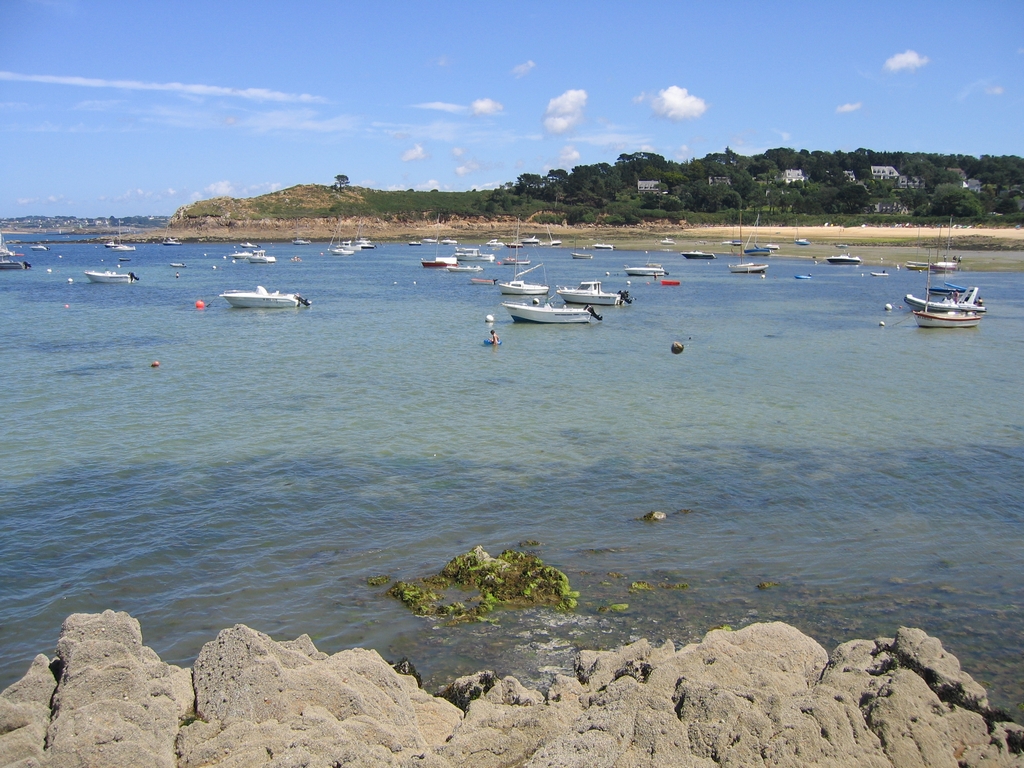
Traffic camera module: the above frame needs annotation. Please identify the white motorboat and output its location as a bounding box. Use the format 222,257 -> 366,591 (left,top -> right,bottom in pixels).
240,242 -> 259,249
84,270 -> 139,283
623,263 -> 667,277
498,262 -> 548,295
826,253 -> 862,265
930,261 -> 958,273
354,237 -> 375,249
594,243 -> 615,250
556,280 -> 630,306
422,255 -> 458,268
660,237 -> 676,245
30,244 -> 50,251
764,244 -> 780,252
0,231 -> 31,269
794,238 -> 811,246
904,286 -> 986,314
111,244 -> 136,252
162,238 -> 183,246
220,285 -> 310,308
502,298 -> 602,323
408,241 -> 422,246
421,237 -> 438,245
440,238 -> 458,246
329,245 -> 356,255
520,235 -> 541,245
728,262 -> 769,274
681,251 -> 716,259
485,238 -> 505,248
571,251 -> 593,259
446,264 -> 484,273
292,238 -> 312,245
246,250 -> 277,263
454,247 -> 494,262
913,309 -> 981,328
170,262 -> 186,268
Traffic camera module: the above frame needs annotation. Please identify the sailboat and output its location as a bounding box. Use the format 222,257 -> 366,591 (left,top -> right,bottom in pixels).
912,241 -> 981,328
571,237 -> 592,259
498,262 -> 549,295
728,212 -> 769,274
546,226 -> 562,247
0,230 -> 31,269
743,213 -> 771,256
328,219 -> 355,255
421,216 -> 457,267
292,222 -> 311,245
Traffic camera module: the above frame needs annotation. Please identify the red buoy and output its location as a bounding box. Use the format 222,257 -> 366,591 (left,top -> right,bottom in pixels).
151,361 -> 160,367
195,300 -> 205,309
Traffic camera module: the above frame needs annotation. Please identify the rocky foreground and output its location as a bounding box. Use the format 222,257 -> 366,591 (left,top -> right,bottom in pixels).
1,611 -> 1021,767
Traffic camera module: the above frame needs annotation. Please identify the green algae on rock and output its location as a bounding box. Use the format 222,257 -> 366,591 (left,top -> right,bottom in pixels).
386,546 -> 579,623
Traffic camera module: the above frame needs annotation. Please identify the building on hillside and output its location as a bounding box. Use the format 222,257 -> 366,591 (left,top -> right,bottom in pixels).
637,180 -> 661,193
781,169 -> 806,184
965,179 -> 982,193
871,165 -> 900,181
898,175 -> 925,189
844,170 -> 857,182
708,176 -> 732,186
874,201 -> 909,215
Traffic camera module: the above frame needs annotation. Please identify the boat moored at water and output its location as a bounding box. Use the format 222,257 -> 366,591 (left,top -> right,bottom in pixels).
453,247 -> 495,262
681,250 -> 716,259
246,250 -> 277,264
84,270 -> 139,283
162,238 -> 183,246
593,242 -> 615,250
502,298 -> 602,323
728,262 -> 769,274
556,280 -> 631,305
220,285 -> 310,308
904,285 -> 986,313
826,253 -> 862,265
623,263 -> 667,277
912,309 -> 981,328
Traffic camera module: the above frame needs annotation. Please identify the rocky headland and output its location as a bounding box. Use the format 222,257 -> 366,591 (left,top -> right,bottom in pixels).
1,610 -> 1022,767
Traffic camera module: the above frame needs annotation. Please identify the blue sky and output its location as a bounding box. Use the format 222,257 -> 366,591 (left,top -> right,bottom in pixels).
2,0 -> 1021,217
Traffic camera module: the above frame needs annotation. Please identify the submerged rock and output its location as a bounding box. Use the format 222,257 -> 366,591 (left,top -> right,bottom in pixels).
2,613 -> 1023,767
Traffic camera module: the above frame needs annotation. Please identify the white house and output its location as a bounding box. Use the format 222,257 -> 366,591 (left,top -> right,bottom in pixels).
871,165 -> 900,181
966,179 -> 982,193
898,176 -> 925,189
708,176 -> 732,186
782,169 -> 806,184
844,170 -> 857,182
637,180 -> 661,193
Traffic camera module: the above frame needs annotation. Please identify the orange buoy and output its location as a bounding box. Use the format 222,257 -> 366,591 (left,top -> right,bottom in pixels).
195,300 -> 205,309
151,361 -> 160,367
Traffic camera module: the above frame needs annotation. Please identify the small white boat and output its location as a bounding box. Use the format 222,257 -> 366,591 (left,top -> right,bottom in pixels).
485,238 -> 505,248
546,227 -> 562,247
623,263 -> 667,277
170,262 -> 186,268
826,253 -> 862,265
220,285 -> 310,308
246,250 -> 277,264
498,263 -> 548,295
162,238 -> 183,246
520,235 -> 541,245
111,244 -> 136,252
660,237 -> 676,245
503,298 -> 601,323
594,242 -> 615,250
292,238 -> 312,245
728,262 -> 769,274
764,243 -> 780,251
571,251 -> 593,259
913,309 -> 981,328
905,261 -> 930,271
328,246 -> 356,256
681,251 -> 716,259
230,250 -> 253,260
454,247 -> 494,262
794,238 -> 811,246
84,270 -> 139,283
103,240 -> 117,248
354,237 -> 375,249
30,244 -> 50,251
904,286 -> 986,314
240,242 -> 259,249
446,264 -> 484,273
930,261 -> 959,273
440,238 -> 458,246
870,271 -> 889,277
421,237 -> 438,245
556,280 -> 630,306
408,241 -> 422,246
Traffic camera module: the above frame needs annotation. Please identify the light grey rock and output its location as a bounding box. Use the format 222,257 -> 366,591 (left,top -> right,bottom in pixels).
0,654 -> 56,768
889,627 -> 991,712
45,610 -> 192,768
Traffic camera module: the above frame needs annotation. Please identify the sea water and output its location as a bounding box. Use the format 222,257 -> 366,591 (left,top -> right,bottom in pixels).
1,239 -> 1022,711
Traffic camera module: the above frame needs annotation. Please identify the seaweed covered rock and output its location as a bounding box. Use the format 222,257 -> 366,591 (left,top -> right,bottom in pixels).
387,546 -> 578,623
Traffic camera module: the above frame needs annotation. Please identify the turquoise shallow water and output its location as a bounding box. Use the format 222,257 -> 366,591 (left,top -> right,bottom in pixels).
1,239 -> 1023,710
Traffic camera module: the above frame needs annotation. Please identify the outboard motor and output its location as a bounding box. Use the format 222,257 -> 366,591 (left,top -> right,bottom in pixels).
618,290 -> 632,304
585,304 -> 603,321
296,294 -> 311,307
128,272 -> 140,282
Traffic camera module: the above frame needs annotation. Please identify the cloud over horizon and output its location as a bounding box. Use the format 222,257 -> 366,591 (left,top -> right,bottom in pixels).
650,86 -> 707,121
836,102 -> 862,114
544,89 -> 587,134
0,70 -> 325,103
884,50 -> 929,73
512,61 -> 535,78
402,143 -> 428,161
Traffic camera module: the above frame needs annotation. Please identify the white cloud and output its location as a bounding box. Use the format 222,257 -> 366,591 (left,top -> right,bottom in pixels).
884,50 -> 929,73
674,145 -> 691,160
402,143 -> 428,161
205,180 -> 235,196
452,147 -> 465,158
639,144 -> 656,153
650,86 -> 707,121
985,85 -> 1004,95
544,89 -> 587,134
17,197 -> 39,205
471,98 -> 503,116
416,179 -> 443,190
836,102 -> 862,113
0,70 -> 324,103
455,159 -> 480,176
558,145 -> 580,166
512,60 -> 535,78
414,101 -> 465,114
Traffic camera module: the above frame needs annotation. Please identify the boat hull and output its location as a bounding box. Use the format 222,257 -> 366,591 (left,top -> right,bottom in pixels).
502,302 -> 595,323
681,251 -> 716,259
84,271 -> 135,283
913,310 -> 981,328
498,282 -> 549,295
623,266 -> 667,277
728,263 -> 769,274
220,287 -> 307,308
0,260 -> 30,270
556,290 -> 624,305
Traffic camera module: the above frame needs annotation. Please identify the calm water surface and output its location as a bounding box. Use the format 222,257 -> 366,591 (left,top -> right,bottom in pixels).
1,239 -> 1022,711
